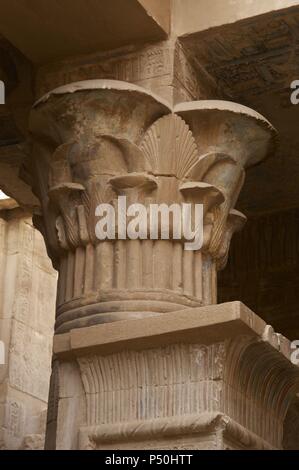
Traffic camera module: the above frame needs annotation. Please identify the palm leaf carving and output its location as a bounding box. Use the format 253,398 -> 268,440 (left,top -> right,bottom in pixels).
140,114 -> 199,179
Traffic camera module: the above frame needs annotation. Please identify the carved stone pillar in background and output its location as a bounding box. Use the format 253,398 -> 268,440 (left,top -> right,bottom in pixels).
29,80 -> 275,334
0,199 -> 57,450
26,79 -> 299,451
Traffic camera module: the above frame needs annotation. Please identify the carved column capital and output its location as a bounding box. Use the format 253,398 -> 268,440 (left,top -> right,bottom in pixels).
29,80 -> 276,332
174,100 -> 277,268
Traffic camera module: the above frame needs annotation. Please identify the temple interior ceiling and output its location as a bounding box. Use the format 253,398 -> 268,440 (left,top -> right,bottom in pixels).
181,5 -> 299,214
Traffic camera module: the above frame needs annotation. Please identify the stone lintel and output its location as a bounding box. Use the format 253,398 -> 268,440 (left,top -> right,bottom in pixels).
0,0 -> 170,64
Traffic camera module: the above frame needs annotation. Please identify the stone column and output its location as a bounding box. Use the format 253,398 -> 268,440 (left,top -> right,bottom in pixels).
30,80 -> 274,332
29,79 -> 299,449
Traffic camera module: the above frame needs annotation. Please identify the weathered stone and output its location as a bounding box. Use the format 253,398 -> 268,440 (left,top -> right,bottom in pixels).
0,200 -> 57,450
0,1 -> 298,452
51,302 -> 299,450
28,80 -> 275,334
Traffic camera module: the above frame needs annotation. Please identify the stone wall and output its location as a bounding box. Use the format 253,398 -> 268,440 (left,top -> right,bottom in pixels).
0,199 -> 57,449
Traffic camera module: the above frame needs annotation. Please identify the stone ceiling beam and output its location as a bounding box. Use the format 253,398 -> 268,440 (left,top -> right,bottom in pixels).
0,0 -> 170,64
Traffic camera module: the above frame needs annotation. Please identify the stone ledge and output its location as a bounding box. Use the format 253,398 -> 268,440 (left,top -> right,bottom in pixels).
53,301 -> 292,360
78,412 -> 274,450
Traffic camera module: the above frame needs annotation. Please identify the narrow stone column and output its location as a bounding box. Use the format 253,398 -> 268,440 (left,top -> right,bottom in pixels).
0,199 -> 57,449
29,79 -> 299,450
